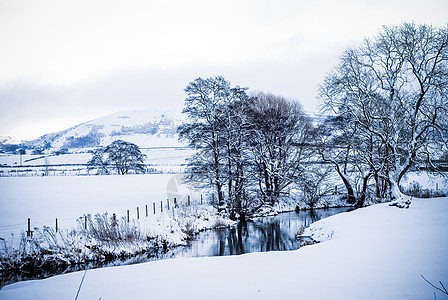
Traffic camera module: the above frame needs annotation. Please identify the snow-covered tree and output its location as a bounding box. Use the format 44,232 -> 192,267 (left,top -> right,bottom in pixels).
319,23 -> 448,202
179,78 -> 313,216
317,114 -> 389,207
178,76 -> 249,213
88,140 -> 146,175
220,96 -> 252,218
87,148 -> 109,175
316,115 -> 358,205
245,92 -> 312,206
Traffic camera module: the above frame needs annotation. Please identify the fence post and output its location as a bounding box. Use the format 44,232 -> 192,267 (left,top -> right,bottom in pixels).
436,183 -> 439,190
160,201 -> 163,213
85,215 -> 87,230
174,197 -> 177,208
112,213 -> 117,226
127,210 -> 130,222
137,207 -> 139,220
146,204 -> 148,217
188,195 -> 190,206
201,194 -> 203,205
167,199 -> 170,210
26,218 -> 33,237
55,218 -> 58,233
153,202 -> 156,215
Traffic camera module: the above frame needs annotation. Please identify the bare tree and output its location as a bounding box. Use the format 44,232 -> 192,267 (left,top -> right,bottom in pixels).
178,76 -> 248,212
320,23 -> 448,202
220,97 -> 252,218
88,140 -> 146,175
317,115 -> 358,205
87,148 -> 109,175
179,79 -> 313,216
105,140 -> 146,175
246,92 -> 312,206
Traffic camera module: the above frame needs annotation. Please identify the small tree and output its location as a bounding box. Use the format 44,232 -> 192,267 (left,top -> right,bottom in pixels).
87,148 -> 109,175
88,140 -> 146,175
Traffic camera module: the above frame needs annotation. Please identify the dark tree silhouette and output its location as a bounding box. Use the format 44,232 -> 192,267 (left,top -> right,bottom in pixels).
88,140 -> 146,175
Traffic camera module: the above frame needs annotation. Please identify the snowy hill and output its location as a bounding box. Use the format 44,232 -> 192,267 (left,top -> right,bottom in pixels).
0,136 -> 23,145
23,110 -> 185,151
0,110 -> 194,175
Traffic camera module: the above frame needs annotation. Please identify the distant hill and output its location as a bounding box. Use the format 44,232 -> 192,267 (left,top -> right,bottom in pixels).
3,110 -> 186,153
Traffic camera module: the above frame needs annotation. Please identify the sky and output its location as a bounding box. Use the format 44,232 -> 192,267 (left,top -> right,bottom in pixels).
0,0 -> 447,141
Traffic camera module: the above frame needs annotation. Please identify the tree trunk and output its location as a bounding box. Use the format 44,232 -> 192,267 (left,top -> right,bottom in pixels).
356,173 -> 371,208
262,162 -> 272,202
389,179 -> 404,202
334,164 -> 356,204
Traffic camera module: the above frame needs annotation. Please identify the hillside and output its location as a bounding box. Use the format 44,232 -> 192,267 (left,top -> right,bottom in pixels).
15,110 -> 185,152
0,110 -> 191,175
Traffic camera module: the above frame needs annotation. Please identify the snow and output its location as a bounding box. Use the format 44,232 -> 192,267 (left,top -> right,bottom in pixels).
2,196 -> 447,299
0,174 -> 197,240
0,146 -> 194,175
29,109 -> 186,150
401,171 -> 447,191
0,173 -> 234,272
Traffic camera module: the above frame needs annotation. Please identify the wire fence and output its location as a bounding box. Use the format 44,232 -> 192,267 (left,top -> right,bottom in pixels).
0,163 -> 187,177
0,193 -> 212,242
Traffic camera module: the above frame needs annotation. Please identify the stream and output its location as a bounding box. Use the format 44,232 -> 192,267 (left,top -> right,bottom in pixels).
171,207 -> 352,258
0,207 -> 351,288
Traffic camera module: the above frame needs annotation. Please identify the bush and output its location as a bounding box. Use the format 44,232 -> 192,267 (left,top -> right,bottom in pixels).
403,181 -> 446,198
0,213 -> 172,278
84,213 -> 144,244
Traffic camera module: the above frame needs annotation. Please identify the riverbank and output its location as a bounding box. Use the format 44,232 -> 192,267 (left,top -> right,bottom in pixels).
1,196 -> 446,299
0,204 -> 234,287
0,174 -> 354,287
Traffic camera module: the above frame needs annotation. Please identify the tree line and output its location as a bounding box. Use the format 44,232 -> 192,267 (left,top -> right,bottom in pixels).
179,23 -> 448,218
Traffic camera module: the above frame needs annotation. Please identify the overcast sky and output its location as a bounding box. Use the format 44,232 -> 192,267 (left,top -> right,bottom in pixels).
0,0 -> 447,140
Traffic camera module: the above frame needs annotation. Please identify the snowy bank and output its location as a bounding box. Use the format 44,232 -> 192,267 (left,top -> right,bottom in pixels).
0,174 -> 236,284
1,197 -> 447,299
0,205 -> 234,282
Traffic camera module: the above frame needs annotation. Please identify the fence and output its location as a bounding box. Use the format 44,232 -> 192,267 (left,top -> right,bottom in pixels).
3,194 -> 211,240
0,164 -> 185,177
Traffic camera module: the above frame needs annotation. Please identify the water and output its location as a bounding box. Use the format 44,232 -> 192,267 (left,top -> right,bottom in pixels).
0,207 -> 351,287
169,207 -> 351,258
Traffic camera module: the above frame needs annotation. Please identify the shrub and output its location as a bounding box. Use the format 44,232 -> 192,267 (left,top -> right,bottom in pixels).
403,181 -> 446,198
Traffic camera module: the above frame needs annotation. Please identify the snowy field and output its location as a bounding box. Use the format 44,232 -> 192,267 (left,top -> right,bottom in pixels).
0,146 -> 194,175
0,171 -> 445,240
1,196 -> 447,299
0,148 -> 192,167
0,174 -> 199,240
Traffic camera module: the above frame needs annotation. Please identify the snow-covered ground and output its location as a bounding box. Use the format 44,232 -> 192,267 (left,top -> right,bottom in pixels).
0,174 -> 200,240
1,196 -> 447,299
21,110 -> 185,150
0,146 -> 194,175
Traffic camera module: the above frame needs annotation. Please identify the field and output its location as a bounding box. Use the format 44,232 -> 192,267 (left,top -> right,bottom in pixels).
0,174 -> 198,240
0,147 -> 194,176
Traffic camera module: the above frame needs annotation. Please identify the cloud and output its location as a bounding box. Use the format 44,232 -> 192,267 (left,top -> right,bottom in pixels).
0,54 -> 338,140
0,70 -> 186,140
0,0 -> 447,139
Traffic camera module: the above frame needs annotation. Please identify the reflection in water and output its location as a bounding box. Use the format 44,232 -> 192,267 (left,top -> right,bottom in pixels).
171,207 -> 351,259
